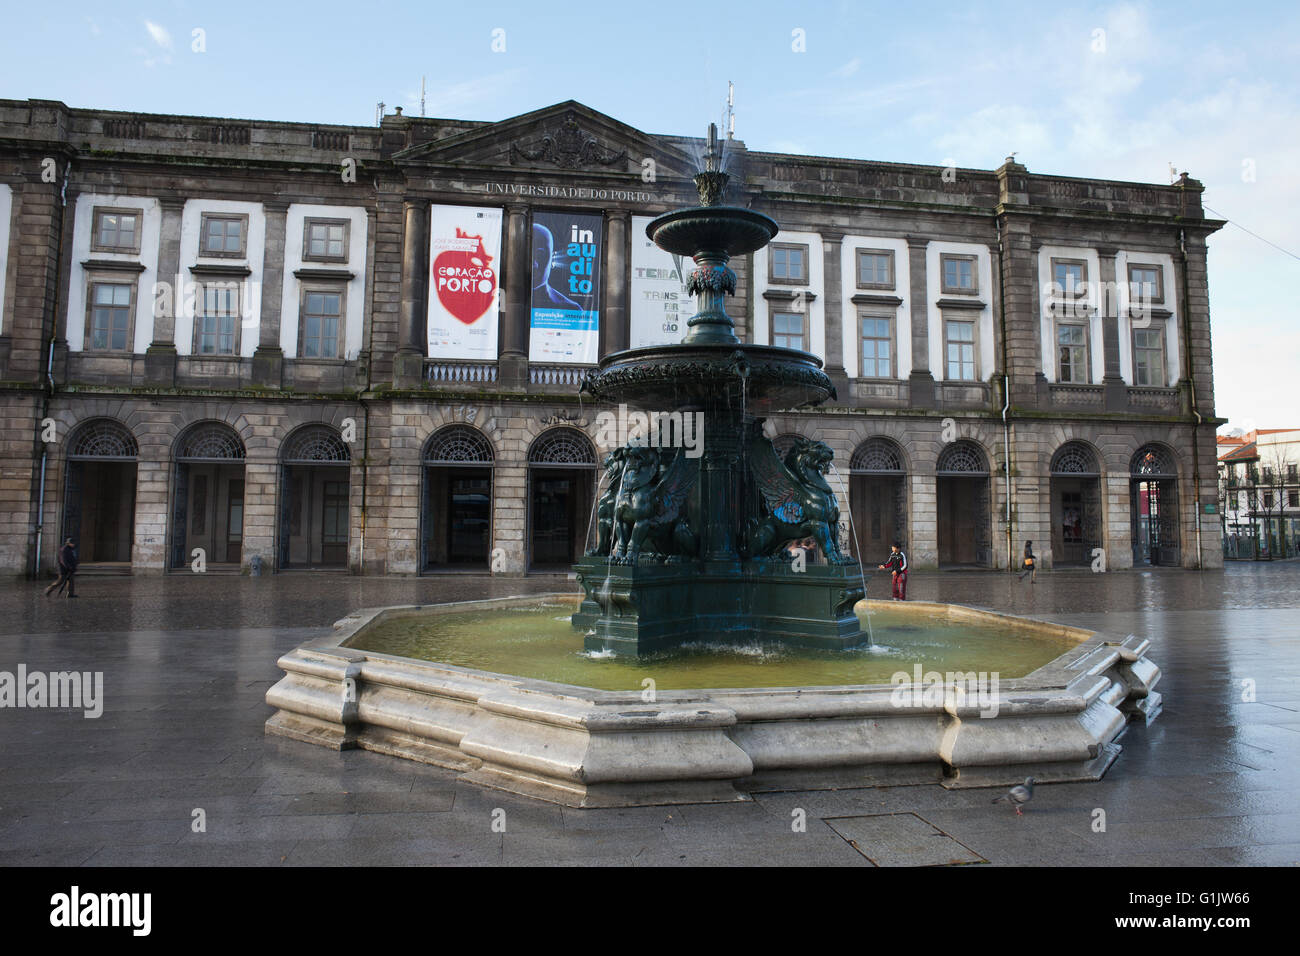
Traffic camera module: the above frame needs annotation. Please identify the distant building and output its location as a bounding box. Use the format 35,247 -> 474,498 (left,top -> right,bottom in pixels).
0,98 -> 1225,576
1218,429 -> 1300,559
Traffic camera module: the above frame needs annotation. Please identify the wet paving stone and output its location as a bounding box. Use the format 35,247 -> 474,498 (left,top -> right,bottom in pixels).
825,812 -> 987,866
1,563 -> 1298,865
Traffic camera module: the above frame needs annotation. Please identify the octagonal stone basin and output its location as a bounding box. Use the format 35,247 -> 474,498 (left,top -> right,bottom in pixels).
264,595 -> 1162,808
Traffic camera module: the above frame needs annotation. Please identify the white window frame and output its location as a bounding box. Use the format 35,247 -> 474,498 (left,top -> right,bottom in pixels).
858,311 -> 895,379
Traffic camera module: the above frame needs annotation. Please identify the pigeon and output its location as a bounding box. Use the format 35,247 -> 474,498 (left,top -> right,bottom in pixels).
992,777 -> 1034,815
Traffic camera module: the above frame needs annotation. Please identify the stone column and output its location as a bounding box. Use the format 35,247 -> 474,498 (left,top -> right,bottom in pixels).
393,198 -> 428,387
1106,475 -> 1133,570
910,472 -> 938,568
131,455 -> 169,573
1000,219 -> 1042,407
499,203 -> 530,387
252,200 -> 289,387
492,462 -> 528,573
821,231 -> 848,398
144,197 -> 185,386
1097,246 -> 1125,411
905,237 -> 934,407
601,210 -> 629,357
241,460 -> 279,573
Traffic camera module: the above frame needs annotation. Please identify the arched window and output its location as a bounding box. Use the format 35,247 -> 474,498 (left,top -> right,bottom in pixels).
1130,443 -> 1176,478
936,440 -> 989,475
176,422 -> 245,461
1050,441 -> 1099,476
851,437 -> 905,474
529,428 -> 596,467
424,425 -> 494,465
68,418 -> 138,460
281,425 -> 350,464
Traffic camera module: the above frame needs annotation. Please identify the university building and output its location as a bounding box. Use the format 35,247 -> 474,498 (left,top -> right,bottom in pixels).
0,97 -> 1225,576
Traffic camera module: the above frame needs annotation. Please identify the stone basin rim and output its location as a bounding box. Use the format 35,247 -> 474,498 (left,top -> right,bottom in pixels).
266,592 -> 1163,806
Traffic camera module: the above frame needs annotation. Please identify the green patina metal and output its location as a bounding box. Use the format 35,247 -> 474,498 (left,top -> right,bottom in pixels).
573,124 -> 867,655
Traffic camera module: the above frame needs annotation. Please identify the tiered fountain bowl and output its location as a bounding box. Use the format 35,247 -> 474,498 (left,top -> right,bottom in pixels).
572,152 -> 866,656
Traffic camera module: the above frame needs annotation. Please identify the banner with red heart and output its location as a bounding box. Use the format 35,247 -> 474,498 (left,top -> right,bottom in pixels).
427,205 -> 502,359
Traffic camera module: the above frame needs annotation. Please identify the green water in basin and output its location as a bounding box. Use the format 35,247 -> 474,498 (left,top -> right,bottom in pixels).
344,602 -> 1084,691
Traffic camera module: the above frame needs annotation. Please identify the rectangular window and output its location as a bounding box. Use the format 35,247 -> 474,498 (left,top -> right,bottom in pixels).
300,287 -> 344,358
1288,464 -> 1298,481
1263,467 -> 1275,483
855,249 -> 894,289
200,213 -> 248,257
86,281 -> 134,351
227,479 -> 244,543
1128,263 -> 1164,305
322,481 -> 349,544
91,208 -> 142,254
769,243 -> 808,283
945,318 -> 976,380
191,474 -> 208,535
304,218 -> 350,262
1264,492 -> 1274,509
771,310 -> 806,351
1052,258 -> 1088,298
1133,327 -> 1165,386
290,476 -> 303,536
1057,323 -> 1088,383
196,281 -> 240,355
1289,491 -> 1298,508
859,314 -> 893,378
941,254 -> 977,294
1061,491 -> 1083,543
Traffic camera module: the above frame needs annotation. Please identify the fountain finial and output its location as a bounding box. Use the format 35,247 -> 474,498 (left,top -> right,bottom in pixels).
695,122 -> 729,206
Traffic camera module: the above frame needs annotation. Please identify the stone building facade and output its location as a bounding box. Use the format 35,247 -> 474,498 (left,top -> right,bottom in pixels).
0,98 -> 1224,576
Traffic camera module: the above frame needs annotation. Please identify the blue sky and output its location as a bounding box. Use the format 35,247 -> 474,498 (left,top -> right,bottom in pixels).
3,0 -> 1296,431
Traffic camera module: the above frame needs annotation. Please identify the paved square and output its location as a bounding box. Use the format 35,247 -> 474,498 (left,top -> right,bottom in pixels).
2,563 -> 1297,866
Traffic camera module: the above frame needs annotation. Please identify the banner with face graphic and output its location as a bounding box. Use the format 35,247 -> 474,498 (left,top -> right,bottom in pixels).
427,204 -> 502,360
630,215 -> 692,349
529,211 -> 602,364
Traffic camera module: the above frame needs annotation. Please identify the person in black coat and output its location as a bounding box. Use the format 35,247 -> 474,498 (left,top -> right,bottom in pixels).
44,537 -> 78,598
1018,540 -> 1036,583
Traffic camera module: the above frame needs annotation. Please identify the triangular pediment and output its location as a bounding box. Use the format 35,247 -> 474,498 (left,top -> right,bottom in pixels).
394,100 -> 698,179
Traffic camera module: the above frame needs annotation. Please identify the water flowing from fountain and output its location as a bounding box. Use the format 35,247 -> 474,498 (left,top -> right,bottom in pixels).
830,461 -> 873,644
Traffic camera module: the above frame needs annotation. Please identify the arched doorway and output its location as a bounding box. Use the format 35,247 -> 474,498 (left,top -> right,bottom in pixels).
422,425 -> 494,571
1131,443 -> 1180,566
1050,441 -> 1102,567
279,424 -> 351,570
528,428 -> 596,571
936,440 -> 992,567
171,422 -> 246,570
62,418 -> 138,566
850,437 -> 907,564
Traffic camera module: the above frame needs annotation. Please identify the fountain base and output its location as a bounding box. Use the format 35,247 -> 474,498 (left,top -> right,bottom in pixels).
572,559 -> 867,655
264,595 -> 1163,808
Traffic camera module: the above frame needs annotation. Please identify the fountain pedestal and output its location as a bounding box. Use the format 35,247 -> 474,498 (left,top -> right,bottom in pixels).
572,561 -> 866,655
573,130 -> 867,655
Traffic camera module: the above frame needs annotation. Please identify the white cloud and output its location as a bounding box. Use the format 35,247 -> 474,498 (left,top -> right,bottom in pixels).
144,20 -> 172,50
831,58 -> 861,80
933,105 -> 1052,167
422,69 -> 526,118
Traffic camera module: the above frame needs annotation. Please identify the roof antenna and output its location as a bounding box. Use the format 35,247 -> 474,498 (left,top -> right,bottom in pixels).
723,81 -> 735,140
420,76 -> 426,118
375,101 -> 385,126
